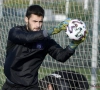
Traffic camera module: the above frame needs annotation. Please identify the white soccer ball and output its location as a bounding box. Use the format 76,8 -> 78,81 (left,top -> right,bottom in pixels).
65,19 -> 87,40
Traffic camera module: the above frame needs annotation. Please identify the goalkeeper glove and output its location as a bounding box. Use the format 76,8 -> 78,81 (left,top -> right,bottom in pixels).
47,18 -> 72,35
69,30 -> 88,50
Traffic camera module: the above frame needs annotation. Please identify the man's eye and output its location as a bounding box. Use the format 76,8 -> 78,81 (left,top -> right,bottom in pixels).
40,21 -> 43,23
33,21 -> 37,22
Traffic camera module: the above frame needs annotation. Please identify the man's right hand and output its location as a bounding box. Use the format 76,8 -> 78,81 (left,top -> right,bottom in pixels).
69,30 -> 88,49
47,18 -> 72,35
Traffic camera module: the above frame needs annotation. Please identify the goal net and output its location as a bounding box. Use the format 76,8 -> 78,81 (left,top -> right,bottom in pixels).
0,0 -> 100,90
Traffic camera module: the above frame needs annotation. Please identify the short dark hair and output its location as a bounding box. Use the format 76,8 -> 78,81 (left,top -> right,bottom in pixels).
25,5 -> 45,18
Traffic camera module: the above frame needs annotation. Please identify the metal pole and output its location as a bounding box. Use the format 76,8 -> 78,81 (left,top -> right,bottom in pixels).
91,0 -> 99,90
29,0 -> 33,5
65,0 -> 69,18
0,0 -> 3,19
84,0 -> 88,10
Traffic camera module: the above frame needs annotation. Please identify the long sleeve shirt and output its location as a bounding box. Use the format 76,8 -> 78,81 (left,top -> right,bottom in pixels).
4,25 -> 75,86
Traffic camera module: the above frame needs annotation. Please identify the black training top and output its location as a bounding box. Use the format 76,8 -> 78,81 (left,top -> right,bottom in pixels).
4,26 -> 75,86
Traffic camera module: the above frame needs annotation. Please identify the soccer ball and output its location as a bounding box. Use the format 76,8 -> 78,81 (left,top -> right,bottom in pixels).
65,19 -> 87,40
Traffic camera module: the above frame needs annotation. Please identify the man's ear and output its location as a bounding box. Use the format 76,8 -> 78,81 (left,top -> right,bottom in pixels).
24,17 -> 28,23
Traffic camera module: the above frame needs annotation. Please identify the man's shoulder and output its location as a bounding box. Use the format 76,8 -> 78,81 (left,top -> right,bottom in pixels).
10,25 -> 26,31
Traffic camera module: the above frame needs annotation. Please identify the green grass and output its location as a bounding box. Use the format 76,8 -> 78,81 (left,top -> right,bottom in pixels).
4,0 -> 29,8
0,66 -> 5,90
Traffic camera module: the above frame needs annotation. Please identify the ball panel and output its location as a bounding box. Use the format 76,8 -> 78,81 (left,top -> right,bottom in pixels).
65,19 -> 87,40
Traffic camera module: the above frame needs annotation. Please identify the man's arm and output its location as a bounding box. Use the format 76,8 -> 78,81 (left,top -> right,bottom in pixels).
8,18 -> 72,44
47,18 -> 72,35
47,39 -> 75,62
47,31 -> 87,63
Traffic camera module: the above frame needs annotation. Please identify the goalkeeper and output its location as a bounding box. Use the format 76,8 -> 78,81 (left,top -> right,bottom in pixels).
2,4 -> 87,90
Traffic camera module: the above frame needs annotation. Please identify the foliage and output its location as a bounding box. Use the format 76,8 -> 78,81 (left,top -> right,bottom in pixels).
3,0 -> 66,14
68,2 -> 92,21
3,0 -> 29,8
3,0 -> 92,21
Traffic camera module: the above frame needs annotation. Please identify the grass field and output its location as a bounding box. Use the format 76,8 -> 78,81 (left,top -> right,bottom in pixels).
0,66 -> 100,90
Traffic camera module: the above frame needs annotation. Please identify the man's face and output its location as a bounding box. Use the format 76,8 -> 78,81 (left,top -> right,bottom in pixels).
25,14 -> 43,31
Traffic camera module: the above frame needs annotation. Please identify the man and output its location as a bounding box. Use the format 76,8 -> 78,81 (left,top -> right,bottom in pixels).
2,5 -> 86,90
39,70 -> 89,90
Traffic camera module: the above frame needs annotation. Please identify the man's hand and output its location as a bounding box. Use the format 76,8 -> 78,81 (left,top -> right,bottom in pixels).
47,18 -> 72,35
69,30 -> 88,49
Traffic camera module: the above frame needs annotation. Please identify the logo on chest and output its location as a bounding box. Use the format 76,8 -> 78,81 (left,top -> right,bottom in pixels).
36,43 -> 43,49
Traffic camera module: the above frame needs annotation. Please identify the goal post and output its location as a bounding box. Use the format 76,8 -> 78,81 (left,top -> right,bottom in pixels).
91,0 -> 99,90
0,0 -> 100,90
0,0 -> 3,19
84,0 -> 89,10
29,0 -> 33,5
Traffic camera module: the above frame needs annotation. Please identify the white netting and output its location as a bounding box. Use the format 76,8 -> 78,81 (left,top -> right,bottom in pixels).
0,0 -> 100,90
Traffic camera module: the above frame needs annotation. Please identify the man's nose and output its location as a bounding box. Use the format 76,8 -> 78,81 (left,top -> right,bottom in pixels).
36,22 -> 41,27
